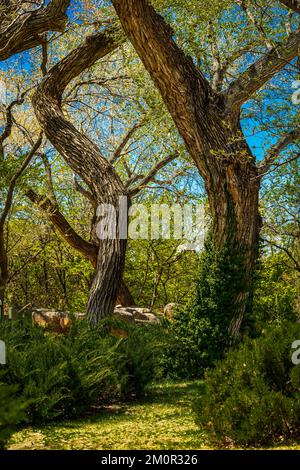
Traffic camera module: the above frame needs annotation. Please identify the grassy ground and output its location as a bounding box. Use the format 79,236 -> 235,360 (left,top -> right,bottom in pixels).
9,381 -> 300,450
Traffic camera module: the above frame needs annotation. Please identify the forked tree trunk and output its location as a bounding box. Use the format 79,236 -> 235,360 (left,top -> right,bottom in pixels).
0,284 -> 6,320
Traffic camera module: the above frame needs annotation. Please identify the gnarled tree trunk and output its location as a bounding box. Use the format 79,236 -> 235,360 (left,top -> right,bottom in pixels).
26,189 -> 136,312
111,0 -> 300,337
116,280 -> 135,307
32,27 -> 127,324
206,153 -> 261,337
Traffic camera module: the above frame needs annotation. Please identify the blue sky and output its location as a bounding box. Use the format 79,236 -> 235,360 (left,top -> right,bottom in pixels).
0,1 -> 298,168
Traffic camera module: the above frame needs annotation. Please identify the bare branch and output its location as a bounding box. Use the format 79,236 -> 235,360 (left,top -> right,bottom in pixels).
224,29 -> 300,113
109,117 -> 146,165
25,188 -> 98,267
0,90 -> 28,159
259,127 -> 300,176
40,33 -> 48,76
262,238 -> 300,272
39,152 -> 57,204
208,20 -> 228,92
128,151 -> 179,196
73,175 -> 97,209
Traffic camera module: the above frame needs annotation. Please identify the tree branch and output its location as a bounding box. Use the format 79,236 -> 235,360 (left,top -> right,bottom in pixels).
278,0 -> 300,14
235,0 -> 273,51
25,188 -> 98,267
73,175 -> 97,209
224,29 -> 300,113
128,151 -> 179,196
39,152 -> 57,204
0,0 -> 70,60
0,90 -> 28,159
262,238 -> 300,272
109,117 -> 146,165
32,24 -> 125,197
259,127 -> 300,176
40,33 -> 48,76
111,0 -> 213,175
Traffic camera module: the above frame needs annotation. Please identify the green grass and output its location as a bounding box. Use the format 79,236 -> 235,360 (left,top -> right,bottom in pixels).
8,381 -> 300,450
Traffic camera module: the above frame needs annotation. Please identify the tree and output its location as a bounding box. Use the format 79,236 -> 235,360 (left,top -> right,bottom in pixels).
0,86 -> 42,318
111,0 -> 300,337
25,134 -> 183,312
1,0 -> 299,331
1,4 -> 188,321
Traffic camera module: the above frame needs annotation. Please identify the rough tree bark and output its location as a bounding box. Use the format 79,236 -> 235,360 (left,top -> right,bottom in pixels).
25,189 -> 136,307
0,231 -> 8,320
112,0 -> 300,337
278,0 -> 300,14
31,27 -> 128,324
0,0 -> 70,60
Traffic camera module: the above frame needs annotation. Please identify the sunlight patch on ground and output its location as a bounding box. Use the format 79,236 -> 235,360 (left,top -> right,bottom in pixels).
9,382 -> 300,451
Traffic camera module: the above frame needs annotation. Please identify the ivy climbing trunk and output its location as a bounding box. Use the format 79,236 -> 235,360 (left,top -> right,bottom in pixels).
206,154 -> 261,337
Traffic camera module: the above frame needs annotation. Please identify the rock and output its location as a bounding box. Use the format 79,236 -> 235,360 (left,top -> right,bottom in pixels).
32,304 -> 160,334
126,307 -> 152,314
113,306 -> 160,324
32,308 -> 72,333
163,303 -> 178,320
113,308 -> 135,323
133,311 -> 160,323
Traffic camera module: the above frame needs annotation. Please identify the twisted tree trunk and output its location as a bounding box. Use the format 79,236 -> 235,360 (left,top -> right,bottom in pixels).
32,27 -> 127,323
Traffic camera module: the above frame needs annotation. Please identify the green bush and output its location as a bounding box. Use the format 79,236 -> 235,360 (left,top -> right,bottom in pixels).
0,318 -> 168,424
0,319 -> 118,423
194,322 -> 300,446
163,236 -> 253,379
0,380 -> 27,449
253,253 -> 298,331
110,319 -> 170,397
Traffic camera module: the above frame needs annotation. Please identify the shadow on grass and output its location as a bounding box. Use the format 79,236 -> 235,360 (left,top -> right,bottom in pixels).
47,380 -> 205,429
10,381 -> 210,450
